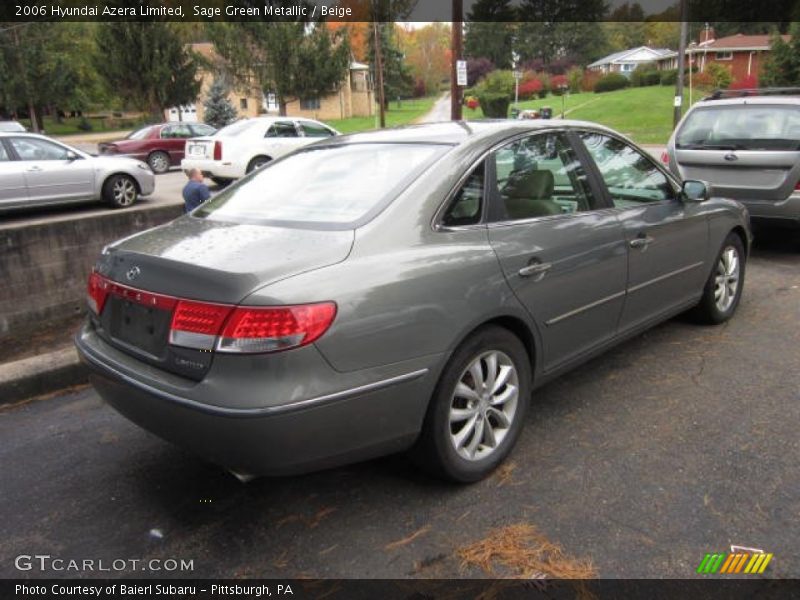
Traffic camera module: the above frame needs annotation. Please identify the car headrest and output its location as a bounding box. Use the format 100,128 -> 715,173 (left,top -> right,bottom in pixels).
502,170 -> 555,200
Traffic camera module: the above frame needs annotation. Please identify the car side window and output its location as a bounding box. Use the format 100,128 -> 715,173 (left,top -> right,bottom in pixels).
300,122 -> 335,138
490,132 -> 597,221
441,161 -> 485,227
0,142 -> 9,161
8,137 -> 70,161
265,122 -> 299,138
580,132 -> 674,207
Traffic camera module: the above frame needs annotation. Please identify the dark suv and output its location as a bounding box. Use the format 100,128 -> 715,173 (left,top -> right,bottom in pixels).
665,89 -> 800,229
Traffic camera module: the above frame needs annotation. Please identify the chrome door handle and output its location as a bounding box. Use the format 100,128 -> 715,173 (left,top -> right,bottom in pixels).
518,262 -> 552,278
629,236 -> 654,249
26,166 -> 42,172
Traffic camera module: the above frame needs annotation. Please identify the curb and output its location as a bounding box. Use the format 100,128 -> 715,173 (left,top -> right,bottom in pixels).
0,347 -> 88,406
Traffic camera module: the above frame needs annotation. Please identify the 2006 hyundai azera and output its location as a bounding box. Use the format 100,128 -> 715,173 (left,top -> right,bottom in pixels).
76,121 -> 751,482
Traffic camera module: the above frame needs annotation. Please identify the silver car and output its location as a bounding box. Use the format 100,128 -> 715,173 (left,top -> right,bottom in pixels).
0,132 -> 155,212
75,121 -> 751,482
665,92 -> 800,229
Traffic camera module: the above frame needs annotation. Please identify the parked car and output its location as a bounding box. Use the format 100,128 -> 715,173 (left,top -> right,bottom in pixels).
181,116 -> 339,185
0,132 -> 155,211
664,89 -> 800,229
98,122 -> 217,174
0,120 -> 27,133
76,120 -> 750,482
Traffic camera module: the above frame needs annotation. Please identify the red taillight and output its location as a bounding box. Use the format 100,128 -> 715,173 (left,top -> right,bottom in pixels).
86,272 -> 335,354
213,141 -> 222,161
660,151 -> 670,165
795,180 -> 800,191
218,303 -> 337,354
87,271 -> 109,315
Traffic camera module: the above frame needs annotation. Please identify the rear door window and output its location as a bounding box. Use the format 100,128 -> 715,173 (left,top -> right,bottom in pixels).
676,105 -> 800,150
265,122 -> 299,138
491,132 -> 598,220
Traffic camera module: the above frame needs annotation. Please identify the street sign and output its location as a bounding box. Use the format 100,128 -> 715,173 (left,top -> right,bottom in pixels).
456,60 -> 467,87
673,95 -> 683,107
512,70 -> 523,80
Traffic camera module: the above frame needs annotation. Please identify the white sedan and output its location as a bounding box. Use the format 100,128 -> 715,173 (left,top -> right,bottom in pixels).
181,117 -> 339,184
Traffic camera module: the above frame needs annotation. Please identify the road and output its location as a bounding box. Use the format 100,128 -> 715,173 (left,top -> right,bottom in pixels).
1,234 -> 798,579
419,93 -> 452,123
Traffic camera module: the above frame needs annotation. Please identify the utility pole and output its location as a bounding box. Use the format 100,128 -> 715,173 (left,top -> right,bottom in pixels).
673,0 -> 688,129
450,0 -> 463,121
373,21 -> 386,129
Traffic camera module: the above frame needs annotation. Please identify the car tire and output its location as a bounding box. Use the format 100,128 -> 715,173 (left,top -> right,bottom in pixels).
147,151 -> 170,174
103,174 -> 138,209
246,156 -> 271,174
211,177 -> 233,187
411,326 -> 531,483
691,232 -> 746,324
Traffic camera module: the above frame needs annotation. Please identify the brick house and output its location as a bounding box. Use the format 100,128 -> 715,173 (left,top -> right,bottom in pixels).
284,62 -> 375,120
656,28 -> 792,85
166,44 -> 374,123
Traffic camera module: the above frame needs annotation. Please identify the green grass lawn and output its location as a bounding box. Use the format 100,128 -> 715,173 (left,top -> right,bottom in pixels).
326,96 -> 438,134
18,116 -> 147,136
476,86 -> 703,145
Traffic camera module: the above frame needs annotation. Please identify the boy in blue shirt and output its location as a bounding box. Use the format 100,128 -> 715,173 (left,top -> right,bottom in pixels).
182,168 -> 211,212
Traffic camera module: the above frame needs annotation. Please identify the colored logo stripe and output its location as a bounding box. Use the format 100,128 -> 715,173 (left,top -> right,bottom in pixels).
697,553 -> 773,574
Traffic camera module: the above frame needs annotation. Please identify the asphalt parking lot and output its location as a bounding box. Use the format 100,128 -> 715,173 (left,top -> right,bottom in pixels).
1,231 -> 797,580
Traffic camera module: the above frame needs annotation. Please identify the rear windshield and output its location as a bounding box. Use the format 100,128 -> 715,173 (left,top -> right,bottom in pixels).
676,105 -> 800,150
195,143 -> 447,227
126,126 -> 154,140
216,119 -> 259,137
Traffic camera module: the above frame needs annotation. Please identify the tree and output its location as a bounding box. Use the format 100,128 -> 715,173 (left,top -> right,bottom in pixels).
368,23 -> 414,105
94,22 -> 200,120
516,0 -> 609,66
203,77 -> 238,129
603,3 -> 646,53
761,24 -> 800,86
464,0 -> 517,69
398,23 -> 451,97
209,18 -> 350,116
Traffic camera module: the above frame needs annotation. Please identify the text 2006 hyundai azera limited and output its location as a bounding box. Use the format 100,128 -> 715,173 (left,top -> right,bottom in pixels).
76,121 -> 751,482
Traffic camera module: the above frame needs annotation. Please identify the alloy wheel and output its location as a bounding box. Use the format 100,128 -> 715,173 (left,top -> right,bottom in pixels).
714,245 -> 740,313
449,350 -> 519,461
113,178 -> 136,207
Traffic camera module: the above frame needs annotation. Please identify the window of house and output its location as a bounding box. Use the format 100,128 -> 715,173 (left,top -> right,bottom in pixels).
240,98 -> 248,110
300,97 -> 321,110
580,132 -> 675,207
715,51 -> 733,60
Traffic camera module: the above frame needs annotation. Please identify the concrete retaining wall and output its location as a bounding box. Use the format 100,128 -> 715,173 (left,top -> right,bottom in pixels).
0,205 -> 183,338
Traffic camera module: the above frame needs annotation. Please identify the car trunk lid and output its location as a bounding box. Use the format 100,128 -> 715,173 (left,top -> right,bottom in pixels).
92,218 -> 354,379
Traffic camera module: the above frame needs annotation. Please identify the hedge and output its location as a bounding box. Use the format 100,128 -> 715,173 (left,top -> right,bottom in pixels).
478,92 -> 511,118
594,73 -> 630,93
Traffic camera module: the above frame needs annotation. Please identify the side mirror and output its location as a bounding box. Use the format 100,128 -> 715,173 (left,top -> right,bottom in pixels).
65,151 -> 79,161
682,180 -> 710,202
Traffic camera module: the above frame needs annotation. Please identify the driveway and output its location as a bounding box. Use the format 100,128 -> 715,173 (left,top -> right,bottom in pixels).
1,234 -> 798,580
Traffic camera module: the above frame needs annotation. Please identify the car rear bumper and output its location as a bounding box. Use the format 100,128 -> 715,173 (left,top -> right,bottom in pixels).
74,321 -> 438,476
734,194 -> 800,228
181,158 -> 241,180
